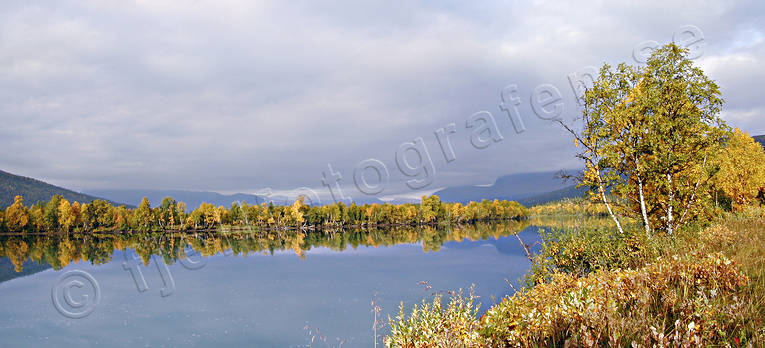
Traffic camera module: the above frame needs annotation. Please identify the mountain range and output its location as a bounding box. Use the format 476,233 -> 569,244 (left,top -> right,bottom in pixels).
2,133 -> 762,210
85,189 -> 270,210
432,170 -> 582,205
85,189 -> 397,210
1,168 -> 580,209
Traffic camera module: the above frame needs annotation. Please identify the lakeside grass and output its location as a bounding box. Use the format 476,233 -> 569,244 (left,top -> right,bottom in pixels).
385,205 -> 765,347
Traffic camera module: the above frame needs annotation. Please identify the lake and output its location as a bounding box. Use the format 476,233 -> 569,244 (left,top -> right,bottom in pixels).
0,222 -> 541,347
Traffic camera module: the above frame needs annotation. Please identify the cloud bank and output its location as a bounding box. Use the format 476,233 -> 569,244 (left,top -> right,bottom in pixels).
1,0 -> 763,200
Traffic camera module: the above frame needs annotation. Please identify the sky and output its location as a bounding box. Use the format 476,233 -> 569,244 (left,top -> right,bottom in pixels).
1,1 -> 764,201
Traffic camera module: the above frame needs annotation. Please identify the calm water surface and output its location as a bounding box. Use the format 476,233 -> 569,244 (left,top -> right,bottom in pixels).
0,223 -> 541,347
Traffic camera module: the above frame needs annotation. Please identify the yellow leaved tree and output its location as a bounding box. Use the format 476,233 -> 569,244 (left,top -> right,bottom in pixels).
4,195 -> 29,232
711,128 -> 765,211
58,198 -> 75,232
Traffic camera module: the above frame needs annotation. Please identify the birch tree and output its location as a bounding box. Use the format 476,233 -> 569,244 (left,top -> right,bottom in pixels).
562,43 -> 728,235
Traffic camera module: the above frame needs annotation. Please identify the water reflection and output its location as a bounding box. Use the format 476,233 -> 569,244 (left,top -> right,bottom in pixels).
0,221 -> 531,274
0,221 -> 544,347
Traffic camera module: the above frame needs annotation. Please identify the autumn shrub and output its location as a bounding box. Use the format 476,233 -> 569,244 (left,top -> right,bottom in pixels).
385,253 -> 750,347
385,289 -> 487,348
480,252 -> 750,347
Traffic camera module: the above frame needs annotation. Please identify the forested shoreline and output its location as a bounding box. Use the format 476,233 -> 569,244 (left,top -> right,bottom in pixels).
0,194 -> 527,234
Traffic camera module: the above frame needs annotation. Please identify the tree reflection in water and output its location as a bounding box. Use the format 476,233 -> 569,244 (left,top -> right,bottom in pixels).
0,221 -> 535,273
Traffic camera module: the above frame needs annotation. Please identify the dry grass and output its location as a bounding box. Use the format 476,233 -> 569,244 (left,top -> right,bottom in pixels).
385,206 -> 765,347
687,207 -> 765,344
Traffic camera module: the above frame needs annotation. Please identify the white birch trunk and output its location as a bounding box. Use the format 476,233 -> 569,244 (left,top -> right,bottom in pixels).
595,168 -> 625,234
667,173 -> 674,235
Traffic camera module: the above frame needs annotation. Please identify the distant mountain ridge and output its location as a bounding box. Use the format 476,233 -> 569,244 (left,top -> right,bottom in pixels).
754,134 -> 765,148
517,184 -> 588,206
434,170 -> 579,204
86,189 -> 269,210
88,189 -> 397,210
0,170 -> 124,208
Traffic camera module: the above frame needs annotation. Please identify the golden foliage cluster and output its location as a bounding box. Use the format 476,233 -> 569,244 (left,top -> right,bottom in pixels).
710,128 -> 765,211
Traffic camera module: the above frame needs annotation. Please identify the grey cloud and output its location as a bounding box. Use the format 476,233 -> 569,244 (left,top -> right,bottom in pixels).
1,0 -> 764,198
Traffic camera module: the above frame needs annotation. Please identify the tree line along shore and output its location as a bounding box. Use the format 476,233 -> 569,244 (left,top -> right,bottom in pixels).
0,194 -> 528,234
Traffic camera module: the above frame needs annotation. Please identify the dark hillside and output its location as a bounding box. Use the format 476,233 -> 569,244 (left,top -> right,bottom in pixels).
0,170 -> 125,208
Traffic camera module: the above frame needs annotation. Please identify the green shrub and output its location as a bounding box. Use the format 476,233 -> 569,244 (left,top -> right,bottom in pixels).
526,226 -> 661,285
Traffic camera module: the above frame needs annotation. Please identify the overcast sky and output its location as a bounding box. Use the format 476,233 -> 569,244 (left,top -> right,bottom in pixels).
1,1 -> 763,201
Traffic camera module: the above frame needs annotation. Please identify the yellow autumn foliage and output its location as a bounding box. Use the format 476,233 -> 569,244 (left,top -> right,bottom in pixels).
711,128 -> 765,211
